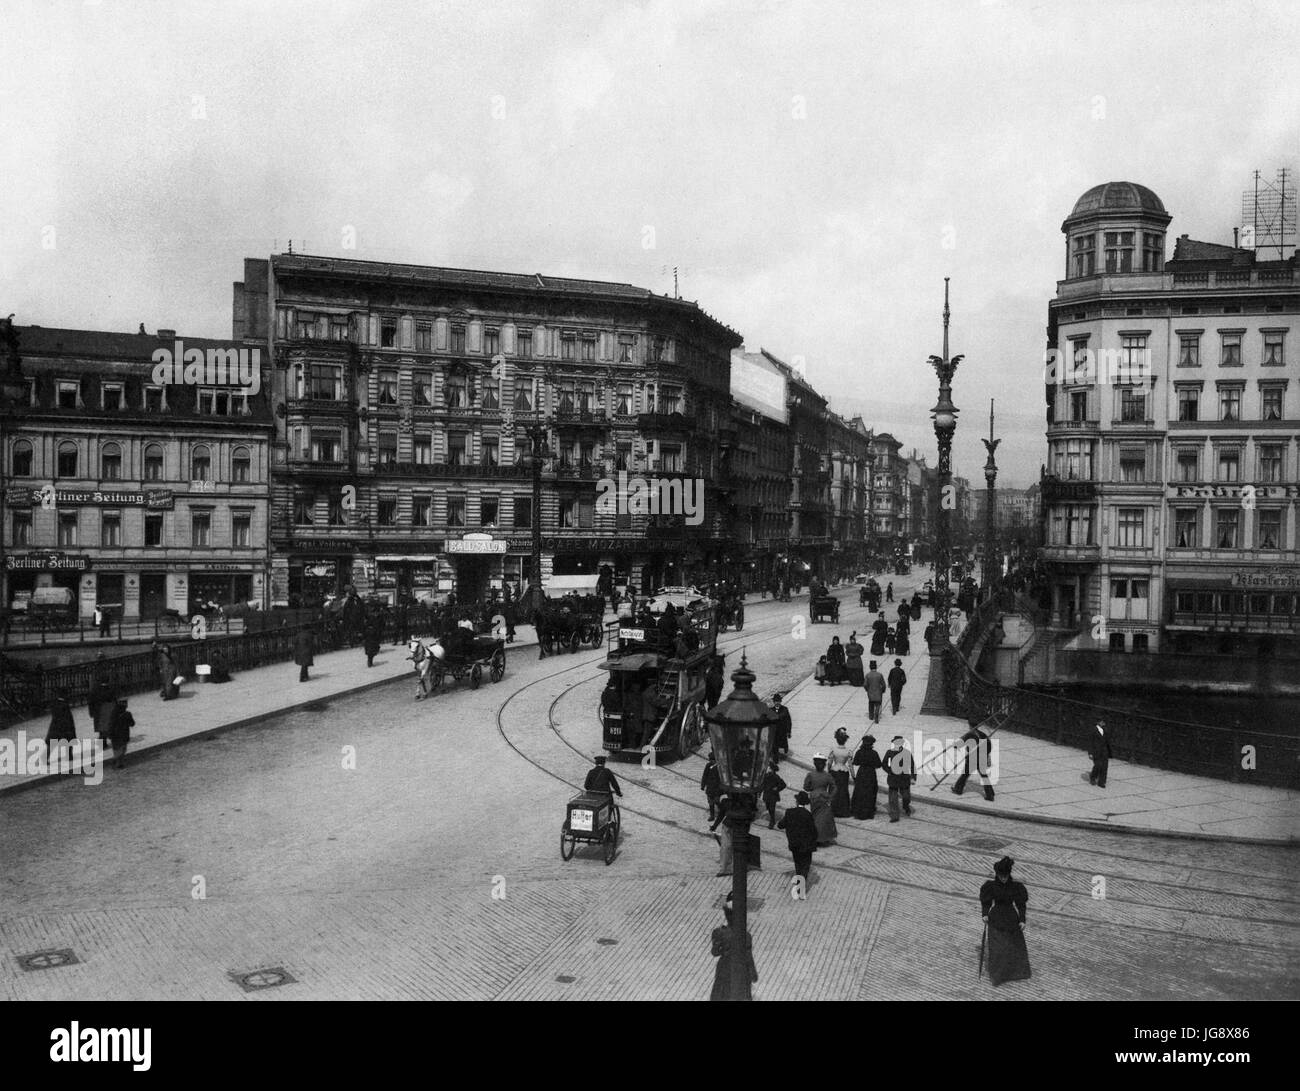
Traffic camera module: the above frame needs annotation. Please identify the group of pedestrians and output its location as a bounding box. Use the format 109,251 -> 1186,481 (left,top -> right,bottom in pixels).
44,673 -> 134,772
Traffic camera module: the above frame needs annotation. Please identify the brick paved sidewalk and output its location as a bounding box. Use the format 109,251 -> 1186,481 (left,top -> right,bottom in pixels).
0,624 -> 542,795
779,629 -> 1300,844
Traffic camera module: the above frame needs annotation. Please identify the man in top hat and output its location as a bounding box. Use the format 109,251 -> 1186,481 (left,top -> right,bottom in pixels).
1088,721 -> 1112,788
887,658 -> 907,715
770,693 -> 792,758
863,660 -> 887,724
883,735 -> 916,823
584,754 -> 622,802
778,790 -> 818,894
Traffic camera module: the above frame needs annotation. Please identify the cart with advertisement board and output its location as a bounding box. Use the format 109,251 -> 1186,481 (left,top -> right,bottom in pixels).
560,790 -> 621,864
597,598 -> 718,762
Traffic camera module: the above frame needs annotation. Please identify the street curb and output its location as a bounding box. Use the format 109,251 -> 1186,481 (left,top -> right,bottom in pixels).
768,674 -> 1299,849
0,634 -> 541,800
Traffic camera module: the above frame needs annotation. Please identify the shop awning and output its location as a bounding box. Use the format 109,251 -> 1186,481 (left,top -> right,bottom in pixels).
376,555 -> 439,562
598,652 -> 662,671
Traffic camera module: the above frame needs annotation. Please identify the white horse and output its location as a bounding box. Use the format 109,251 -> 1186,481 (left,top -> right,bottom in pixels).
408,638 -> 444,699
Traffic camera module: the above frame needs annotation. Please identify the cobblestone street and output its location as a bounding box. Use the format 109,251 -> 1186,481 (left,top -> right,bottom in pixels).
3,581 -> 1297,1001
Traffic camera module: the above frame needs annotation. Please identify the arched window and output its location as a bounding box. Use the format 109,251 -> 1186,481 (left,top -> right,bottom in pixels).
231,446 -> 251,484
57,441 -> 78,478
144,443 -> 164,481
11,439 -> 33,477
101,442 -> 122,480
191,444 -> 211,482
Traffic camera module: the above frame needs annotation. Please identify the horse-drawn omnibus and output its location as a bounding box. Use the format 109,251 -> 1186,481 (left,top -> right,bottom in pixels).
597,598 -> 719,763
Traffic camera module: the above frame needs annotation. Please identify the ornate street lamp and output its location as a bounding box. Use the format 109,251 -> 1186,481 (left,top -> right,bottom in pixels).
920,280 -> 963,717
703,651 -> 777,1002
523,416 -> 554,616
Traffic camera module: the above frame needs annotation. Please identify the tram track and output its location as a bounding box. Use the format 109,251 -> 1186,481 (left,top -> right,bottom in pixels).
493,593 -> 1300,951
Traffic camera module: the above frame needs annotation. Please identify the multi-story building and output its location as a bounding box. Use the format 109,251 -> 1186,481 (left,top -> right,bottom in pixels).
1043,180 -> 1300,654
870,431 -> 904,554
827,412 -> 874,573
2,322 -> 272,619
233,254 -> 741,605
730,349 -> 794,586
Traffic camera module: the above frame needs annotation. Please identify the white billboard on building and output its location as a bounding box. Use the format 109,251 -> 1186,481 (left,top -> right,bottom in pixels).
730,349 -> 788,424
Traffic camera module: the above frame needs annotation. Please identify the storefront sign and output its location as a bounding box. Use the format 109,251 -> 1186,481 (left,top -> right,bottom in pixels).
619,627 -> 646,641
1230,568 -> 1300,589
195,563 -> 250,572
507,536 -> 672,554
6,552 -> 93,572
4,487 -> 176,508
1171,484 -> 1300,499
447,537 -> 507,554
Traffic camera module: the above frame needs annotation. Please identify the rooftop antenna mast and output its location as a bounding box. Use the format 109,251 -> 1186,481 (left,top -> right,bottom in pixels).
1242,168 -> 1296,260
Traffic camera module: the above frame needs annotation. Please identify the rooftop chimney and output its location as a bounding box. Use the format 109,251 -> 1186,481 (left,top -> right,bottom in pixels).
157,329 -> 176,339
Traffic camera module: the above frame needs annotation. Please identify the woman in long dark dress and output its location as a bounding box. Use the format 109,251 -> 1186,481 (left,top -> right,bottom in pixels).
45,690 -> 77,764
980,856 -> 1031,986
827,728 -> 854,818
803,755 -> 838,845
844,633 -> 865,687
870,613 -> 889,658
824,636 -> 847,685
851,734 -> 881,819
895,614 -> 910,657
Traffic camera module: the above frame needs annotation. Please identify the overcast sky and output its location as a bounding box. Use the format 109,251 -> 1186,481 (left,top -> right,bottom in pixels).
4,0 -> 1298,487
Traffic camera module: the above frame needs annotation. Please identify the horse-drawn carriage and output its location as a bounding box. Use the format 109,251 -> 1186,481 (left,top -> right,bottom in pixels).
810,595 -> 840,623
535,598 -> 604,654
410,631 -> 506,695
859,578 -> 881,610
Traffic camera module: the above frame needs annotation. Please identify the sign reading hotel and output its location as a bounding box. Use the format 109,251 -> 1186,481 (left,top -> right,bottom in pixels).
446,534 -> 507,555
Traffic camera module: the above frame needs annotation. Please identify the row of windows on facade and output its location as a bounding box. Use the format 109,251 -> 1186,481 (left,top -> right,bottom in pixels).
38,380 -> 253,416
10,509 -> 253,549
286,311 -> 673,365
289,492 -> 633,531
1056,381 -> 1289,423
1068,330 -> 1287,371
1171,588 -> 1299,618
9,441 -> 254,482
298,364 -> 686,416
1051,439 -> 1295,483
292,427 -> 690,472
1069,231 -> 1166,277
1048,505 -> 1289,550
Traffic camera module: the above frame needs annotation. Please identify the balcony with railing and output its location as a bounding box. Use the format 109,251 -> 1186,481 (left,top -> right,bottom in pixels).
637,410 -> 695,433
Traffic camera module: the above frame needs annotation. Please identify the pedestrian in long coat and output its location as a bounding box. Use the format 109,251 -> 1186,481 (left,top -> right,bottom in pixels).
153,643 -> 180,700
827,728 -> 854,818
823,636 -> 847,685
710,895 -> 758,1001
778,791 -> 818,892
980,856 -> 1031,986
294,627 -> 316,683
108,696 -> 134,771
362,617 -> 382,667
704,660 -> 725,710
803,755 -> 837,845
895,617 -> 911,657
870,612 -> 889,657
883,735 -> 916,822
710,795 -> 733,876
864,661 -> 887,724
1088,721 -> 1112,788
844,633 -> 865,687
887,659 -> 907,715
701,750 -> 722,821
770,693 -> 792,758
88,674 -> 117,744
851,734 -> 881,819
760,760 -> 786,828
45,691 -> 77,764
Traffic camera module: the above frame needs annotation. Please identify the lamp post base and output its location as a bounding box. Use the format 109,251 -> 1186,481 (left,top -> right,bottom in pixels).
919,630 -> 950,717
728,801 -> 755,1002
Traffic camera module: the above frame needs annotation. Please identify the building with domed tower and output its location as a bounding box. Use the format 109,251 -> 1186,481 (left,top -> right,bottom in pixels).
1042,180 -> 1300,660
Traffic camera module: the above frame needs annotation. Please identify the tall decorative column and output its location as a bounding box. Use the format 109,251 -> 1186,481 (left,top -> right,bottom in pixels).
982,399 -> 1000,599
920,279 -> 963,717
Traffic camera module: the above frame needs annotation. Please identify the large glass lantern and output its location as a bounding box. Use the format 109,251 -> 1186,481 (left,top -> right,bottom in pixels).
704,653 -> 777,795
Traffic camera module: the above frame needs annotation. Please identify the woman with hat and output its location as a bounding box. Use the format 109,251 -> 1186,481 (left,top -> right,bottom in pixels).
979,857 -> 1031,986
827,728 -> 854,819
844,632 -> 865,687
824,635 -> 847,686
851,734 -> 882,819
803,754 -> 837,846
